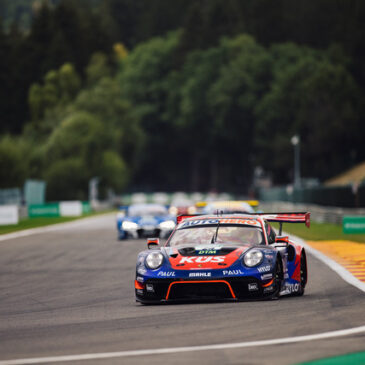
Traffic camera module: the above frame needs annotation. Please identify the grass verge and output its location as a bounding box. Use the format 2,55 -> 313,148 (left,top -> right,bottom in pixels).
0,210 -> 115,235
273,221 -> 365,243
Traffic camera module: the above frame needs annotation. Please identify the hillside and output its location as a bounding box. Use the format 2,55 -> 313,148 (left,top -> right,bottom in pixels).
325,162 -> 365,186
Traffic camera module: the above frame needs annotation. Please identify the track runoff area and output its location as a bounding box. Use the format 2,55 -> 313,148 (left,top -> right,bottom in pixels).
0,215 -> 365,365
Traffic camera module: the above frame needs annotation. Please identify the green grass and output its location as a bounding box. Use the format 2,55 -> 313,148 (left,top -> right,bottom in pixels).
0,210 -> 115,235
272,221 -> 365,243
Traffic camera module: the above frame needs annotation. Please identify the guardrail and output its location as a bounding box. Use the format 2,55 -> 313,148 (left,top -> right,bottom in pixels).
259,202 -> 365,225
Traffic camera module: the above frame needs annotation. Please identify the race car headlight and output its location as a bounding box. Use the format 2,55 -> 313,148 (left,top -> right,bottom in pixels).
243,249 -> 263,267
187,206 -> 197,214
145,252 -> 164,270
122,221 -> 138,230
159,220 -> 176,230
117,212 -> 125,220
169,206 -> 178,215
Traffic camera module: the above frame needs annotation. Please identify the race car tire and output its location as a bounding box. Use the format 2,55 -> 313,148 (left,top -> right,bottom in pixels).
294,250 -> 307,296
271,256 -> 284,299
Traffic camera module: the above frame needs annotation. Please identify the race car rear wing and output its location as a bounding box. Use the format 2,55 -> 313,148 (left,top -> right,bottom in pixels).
176,212 -> 310,234
259,212 -> 310,235
176,214 -> 202,224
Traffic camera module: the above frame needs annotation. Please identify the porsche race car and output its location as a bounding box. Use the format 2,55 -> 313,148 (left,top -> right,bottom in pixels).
199,200 -> 259,214
135,212 -> 309,303
117,203 -> 176,240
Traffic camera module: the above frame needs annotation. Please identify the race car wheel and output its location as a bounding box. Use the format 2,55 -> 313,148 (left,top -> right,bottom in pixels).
295,250 -> 307,296
271,257 -> 283,298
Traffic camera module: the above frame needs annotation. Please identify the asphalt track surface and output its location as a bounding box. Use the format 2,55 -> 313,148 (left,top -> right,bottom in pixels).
0,214 -> 364,365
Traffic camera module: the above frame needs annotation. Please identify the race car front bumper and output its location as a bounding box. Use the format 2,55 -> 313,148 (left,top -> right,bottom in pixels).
135,276 -> 276,303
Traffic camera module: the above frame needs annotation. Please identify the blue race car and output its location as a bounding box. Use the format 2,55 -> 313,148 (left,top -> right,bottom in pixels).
116,203 -> 176,240
135,212 -> 310,303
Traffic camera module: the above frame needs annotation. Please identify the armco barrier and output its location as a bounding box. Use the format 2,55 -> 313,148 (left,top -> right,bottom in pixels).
259,202 -> 365,225
258,184 -> 365,208
0,205 -> 19,225
28,201 -> 92,218
28,203 -> 60,218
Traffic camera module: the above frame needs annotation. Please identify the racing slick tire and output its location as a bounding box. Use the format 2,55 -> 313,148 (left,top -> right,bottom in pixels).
294,250 -> 307,296
270,256 -> 284,299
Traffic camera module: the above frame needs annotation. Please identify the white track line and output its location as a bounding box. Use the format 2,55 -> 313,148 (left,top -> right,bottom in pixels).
0,214 -> 114,243
291,234 -> 365,293
0,325 -> 364,364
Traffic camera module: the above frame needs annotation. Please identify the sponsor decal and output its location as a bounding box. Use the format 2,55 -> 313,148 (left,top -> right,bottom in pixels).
263,285 -> 274,293
157,271 -> 176,277
257,265 -> 271,273
261,273 -> 273,280
218,218 -> 261,227
265,254 -> 274,259
197,249 -> 218,255
136,289 -> 144,295
180,218 -> 261,228
179,256 -> 225,264
137,268 -> 147,275
136,276 -> 144,283
285,283 -> 300,293
181,219 -> 219,227
146,284 -> 154,292
189,272 -> 212,277
248,283 -> 258,291
284,273 -> 289,279
223,270 -> 243,276
195,245 -> 222,250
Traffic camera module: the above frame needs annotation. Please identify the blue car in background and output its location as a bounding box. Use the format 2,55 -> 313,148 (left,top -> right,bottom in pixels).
116,203 -> 176,240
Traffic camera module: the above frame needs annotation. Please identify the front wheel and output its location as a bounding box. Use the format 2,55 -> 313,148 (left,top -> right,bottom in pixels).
270,257 -> 284,299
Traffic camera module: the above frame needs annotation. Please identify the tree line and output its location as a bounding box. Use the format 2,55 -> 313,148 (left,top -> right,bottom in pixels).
0,0 -> 364,199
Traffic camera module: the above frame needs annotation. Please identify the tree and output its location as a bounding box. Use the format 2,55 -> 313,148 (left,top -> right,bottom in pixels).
28,62 -> 81,121
0,136 -> 29,188
209,35 -> 272,190
255,43 -> 361,183
118,31 -> 181,190
43,111 -> 129,199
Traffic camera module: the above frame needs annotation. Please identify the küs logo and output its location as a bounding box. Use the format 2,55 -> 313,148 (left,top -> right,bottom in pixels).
179,256 -> 225,264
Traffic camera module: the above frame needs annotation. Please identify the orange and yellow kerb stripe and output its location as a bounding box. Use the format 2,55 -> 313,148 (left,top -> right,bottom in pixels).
308,240 -> 365,283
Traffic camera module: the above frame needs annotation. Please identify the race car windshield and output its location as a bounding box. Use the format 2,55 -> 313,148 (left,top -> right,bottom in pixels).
168,225 -> 264,246
128,204 -> 168,216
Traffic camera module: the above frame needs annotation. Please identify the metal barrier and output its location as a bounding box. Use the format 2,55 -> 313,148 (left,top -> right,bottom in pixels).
0,188 -> 22,205
258,184 -> 364,208
259,202 -> 365,225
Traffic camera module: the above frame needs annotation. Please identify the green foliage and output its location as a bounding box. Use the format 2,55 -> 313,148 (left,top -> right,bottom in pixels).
73,76 -> 144,169
255,43 -> 360,183
1,0 -> 365,198
118,31 -> 182,189
28,63 -> 81,121
0,136 -> 30,188
45,111 -> 108,164
86,52 -> 112,86
100,150 -> 129,191
42,106 -> 131,199
44,157 -> 89,200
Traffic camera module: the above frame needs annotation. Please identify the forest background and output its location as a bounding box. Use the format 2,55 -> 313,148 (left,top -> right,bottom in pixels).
0,0 -> 364,200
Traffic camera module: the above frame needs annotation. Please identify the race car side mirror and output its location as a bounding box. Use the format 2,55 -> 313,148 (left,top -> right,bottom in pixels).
147,238 -> 159,249
274,235 -> 289,247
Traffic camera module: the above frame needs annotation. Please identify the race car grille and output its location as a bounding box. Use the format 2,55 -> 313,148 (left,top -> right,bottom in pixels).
137,277 -> 265,302
227,277 -> 262,298
137,228 -> 160,238
167,281 -> 234,300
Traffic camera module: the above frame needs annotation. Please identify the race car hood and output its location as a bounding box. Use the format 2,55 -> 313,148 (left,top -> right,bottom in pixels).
162,245 -> 251,270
